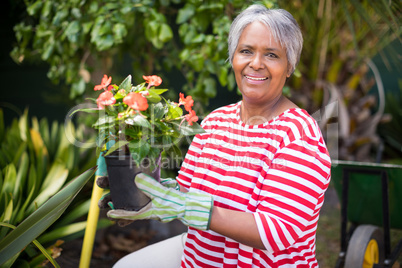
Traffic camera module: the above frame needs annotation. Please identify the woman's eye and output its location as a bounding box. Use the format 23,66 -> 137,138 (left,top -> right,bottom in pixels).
266,53 -> 278,58
240,49 -> 251,54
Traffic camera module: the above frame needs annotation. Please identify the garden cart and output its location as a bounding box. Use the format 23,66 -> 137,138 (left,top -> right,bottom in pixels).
331,160 -> 402,268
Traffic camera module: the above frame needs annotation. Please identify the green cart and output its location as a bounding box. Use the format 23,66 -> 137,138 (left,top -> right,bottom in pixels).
331,160 -> 402,268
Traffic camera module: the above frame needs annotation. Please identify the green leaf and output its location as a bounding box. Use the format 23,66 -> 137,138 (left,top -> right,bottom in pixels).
113,23 -> 127,43
196,3 -> 224,12
218,66 -> 228,86
70,79 -> 86,99
0,222 -> 60,268
92,116 -> 115,128
103,141 -> 129,156
65,21 -> 80,37
159,24 -> 173,43
114,91 -> 126,100
27,162 -> 69,213
42,41 -> 54,60
151,103 -> 165,120
0,167 -> 95,265
53,199 -> 91,227
82,22 -> 93,34
166,103 -> 183,121
2,164 -> 17,195
37,221 -> 87,244
119,75 -> 132,91
126,115 -> 152,129
71,8 -> 81,19
27,1 -> 43,16
203,77 -> 216,98
145,20 -> 163,49
191,34 -> 205,44
2,197 -> 13,225
162,135 -> 172,148
52,9 -> 68,26
146,90 -> 162,103
172,121 -> 205,136
165,144 -> 182,166
69,108 -> 100,116
191,54 -> 204,72
148,89 -> 168,95
129,141 -> 150,164
176,4 -> 195,24
13,152 -> 29,199
15,179 -> 36,223
41,1 -> 52,18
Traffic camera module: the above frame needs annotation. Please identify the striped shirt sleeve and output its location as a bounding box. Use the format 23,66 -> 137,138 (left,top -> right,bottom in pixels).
253,134 -> 331,253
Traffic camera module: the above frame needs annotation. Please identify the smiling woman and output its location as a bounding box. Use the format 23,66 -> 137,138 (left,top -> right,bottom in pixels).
229,6 -> 302,125
102,4 -> 331,268
233,21 -> 293,124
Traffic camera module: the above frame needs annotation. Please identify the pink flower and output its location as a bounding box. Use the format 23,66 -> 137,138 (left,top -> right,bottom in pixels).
143,75 -> 162,87
94,75 -> 112,91
96,91 -> 116,109
123,92 -> 149,111
179,93 -> 194,112
185,110 -> 198,126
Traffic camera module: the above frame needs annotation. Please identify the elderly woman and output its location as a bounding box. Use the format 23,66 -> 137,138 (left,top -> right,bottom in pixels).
102,4 -> 331,268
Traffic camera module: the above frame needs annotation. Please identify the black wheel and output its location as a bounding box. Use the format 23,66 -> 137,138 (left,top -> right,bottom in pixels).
344,224 -> 384,268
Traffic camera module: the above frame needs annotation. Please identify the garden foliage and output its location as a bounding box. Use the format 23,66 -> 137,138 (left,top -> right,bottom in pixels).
279,0 -> 401,161
0,109 -> 109,267
11,0 -> 276,103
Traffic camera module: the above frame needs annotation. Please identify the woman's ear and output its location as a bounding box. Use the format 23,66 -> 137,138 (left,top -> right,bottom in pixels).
286,63 -> 292,78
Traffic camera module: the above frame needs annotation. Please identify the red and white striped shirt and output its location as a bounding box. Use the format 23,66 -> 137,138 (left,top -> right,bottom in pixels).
177,102 -> 331,267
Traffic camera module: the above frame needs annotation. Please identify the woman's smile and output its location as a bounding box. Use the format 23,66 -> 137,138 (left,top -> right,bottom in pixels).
244,74 -> 268,83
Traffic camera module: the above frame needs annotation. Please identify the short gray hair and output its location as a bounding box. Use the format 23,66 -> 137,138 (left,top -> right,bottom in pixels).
228,5 -> 303,75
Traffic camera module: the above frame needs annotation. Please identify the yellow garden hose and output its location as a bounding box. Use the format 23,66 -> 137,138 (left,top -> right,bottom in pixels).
79,176 -> 103,268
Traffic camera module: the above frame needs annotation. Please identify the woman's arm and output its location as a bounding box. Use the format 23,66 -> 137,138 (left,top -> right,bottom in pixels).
209,206 -> 265,250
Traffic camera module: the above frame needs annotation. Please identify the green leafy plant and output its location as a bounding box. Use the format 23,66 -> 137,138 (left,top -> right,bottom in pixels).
0,167 -> 96,267
74,74 -> 204,165
0,109 -> 110,267
278,0 -> 401,161
10,0 -> 276,103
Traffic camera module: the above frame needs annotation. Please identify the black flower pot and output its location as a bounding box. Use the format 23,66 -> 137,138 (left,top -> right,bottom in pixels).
104,152 -> 161,211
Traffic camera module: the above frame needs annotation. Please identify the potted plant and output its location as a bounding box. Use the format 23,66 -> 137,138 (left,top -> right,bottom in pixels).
76,74 -> 204,211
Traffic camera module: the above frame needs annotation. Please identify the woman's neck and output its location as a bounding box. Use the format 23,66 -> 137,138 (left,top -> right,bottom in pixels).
240,95 -> 295,125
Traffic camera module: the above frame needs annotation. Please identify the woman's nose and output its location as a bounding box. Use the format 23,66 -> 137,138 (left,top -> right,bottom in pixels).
249,54 -> 264,70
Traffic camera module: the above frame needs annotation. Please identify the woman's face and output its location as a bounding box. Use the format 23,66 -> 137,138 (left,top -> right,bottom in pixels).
232,21 -> 290,106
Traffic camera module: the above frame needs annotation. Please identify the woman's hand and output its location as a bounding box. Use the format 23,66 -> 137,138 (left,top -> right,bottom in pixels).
98,173 -> 213,230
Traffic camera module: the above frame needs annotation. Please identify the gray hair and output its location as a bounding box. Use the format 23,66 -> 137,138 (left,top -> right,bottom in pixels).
228,5 -> 303,75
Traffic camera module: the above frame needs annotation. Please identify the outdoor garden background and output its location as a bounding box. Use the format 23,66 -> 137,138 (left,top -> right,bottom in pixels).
0,0 -> 401,267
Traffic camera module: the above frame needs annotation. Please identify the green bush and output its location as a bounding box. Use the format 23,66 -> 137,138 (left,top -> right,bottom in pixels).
11,0 -> 276,104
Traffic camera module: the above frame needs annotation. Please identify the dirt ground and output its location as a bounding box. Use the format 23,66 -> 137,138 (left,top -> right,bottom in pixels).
51,213 -> 187,267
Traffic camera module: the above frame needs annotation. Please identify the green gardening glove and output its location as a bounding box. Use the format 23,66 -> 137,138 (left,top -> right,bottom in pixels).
159,177 -> 180,191
107,173 -> 213,230
97,176 -> 179,209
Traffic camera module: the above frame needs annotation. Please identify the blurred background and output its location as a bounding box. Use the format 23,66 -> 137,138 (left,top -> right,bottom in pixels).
1,0 -> 401,267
